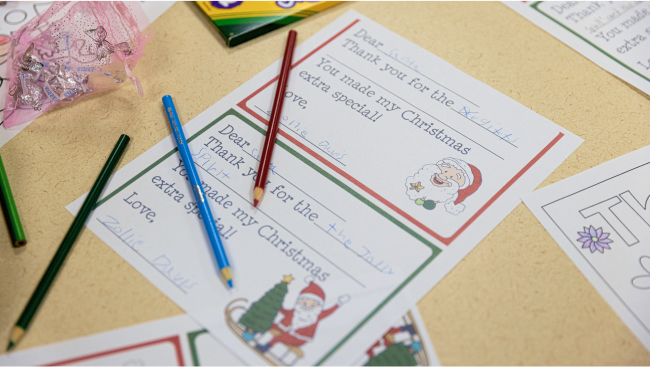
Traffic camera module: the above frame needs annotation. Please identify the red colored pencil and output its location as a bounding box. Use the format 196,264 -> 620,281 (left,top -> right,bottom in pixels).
254,30 -> 297,207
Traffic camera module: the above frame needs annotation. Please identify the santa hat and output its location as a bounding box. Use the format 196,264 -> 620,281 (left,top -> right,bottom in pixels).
300,282 -> 325,303
454,164 -> 482,205
439,158 -> 482,204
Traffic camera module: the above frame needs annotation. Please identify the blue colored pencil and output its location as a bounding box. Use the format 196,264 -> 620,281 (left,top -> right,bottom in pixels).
162,95 -> 233,288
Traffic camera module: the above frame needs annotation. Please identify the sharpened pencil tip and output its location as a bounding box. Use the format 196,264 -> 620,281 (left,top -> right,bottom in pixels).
253,187 -> 264,207
221,267 -> 233,289
8,326 -> 23,352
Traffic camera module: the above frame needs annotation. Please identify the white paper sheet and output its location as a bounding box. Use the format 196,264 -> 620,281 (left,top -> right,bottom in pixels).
65,9 -> 581,365
506,1 -> 650,96
0,308 -> 438,366
523,145 -> 650,352
0,1 -> 175,147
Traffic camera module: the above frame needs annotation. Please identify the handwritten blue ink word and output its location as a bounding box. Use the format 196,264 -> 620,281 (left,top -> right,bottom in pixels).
270,111 -> 347,162
248,148 -> 278,176
100,215 -> 144,252
457,106 -> 520,144
326,223 -> 393,275
191,147 -> 232,179
267,111 -> 309,138
318,141 -> 347,162
100,215 -> 197,290
359,246 -> 394,275
386,48 -> 420,71
152,254 -> 198,290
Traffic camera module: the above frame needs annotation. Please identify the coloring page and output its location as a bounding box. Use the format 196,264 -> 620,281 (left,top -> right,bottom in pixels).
523,144 -> 650,352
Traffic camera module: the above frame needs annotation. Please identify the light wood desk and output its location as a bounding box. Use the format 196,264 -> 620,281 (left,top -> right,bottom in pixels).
1,2 -> 649,365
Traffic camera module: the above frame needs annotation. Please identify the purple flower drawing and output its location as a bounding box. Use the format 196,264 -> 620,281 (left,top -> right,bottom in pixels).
577,225 -> 612,253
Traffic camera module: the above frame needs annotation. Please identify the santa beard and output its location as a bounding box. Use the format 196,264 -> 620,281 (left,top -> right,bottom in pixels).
405,164 -> 460,204
290,303 -> 322,331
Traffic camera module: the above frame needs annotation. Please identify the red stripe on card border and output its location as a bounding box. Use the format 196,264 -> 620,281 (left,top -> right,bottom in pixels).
44,335 -> 185,366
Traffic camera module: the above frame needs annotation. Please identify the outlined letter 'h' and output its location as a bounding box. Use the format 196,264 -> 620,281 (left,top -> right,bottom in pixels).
619,190 -> 650,225
579,196 -> 639,246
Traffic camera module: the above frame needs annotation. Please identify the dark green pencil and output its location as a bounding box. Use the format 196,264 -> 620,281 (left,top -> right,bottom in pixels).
0,153 -> 26,247
6,134 -> 130,351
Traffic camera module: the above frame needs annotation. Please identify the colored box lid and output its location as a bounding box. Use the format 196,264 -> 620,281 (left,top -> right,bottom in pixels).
195,1 -> 343,47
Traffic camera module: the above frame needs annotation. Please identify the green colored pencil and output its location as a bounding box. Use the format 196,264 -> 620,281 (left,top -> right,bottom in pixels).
6,134 -> 130,351
0,153 -> 26,247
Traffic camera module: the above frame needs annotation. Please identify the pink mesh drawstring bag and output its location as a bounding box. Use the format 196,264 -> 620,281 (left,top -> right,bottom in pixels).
3,1 -> 153,128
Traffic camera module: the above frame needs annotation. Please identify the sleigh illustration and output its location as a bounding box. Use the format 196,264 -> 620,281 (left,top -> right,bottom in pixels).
226,298 -> 303,366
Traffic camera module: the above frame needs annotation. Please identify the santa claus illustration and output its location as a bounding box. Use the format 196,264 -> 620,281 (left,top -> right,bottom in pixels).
255,281 -> 350,354
365,324 -> 422,360
405,158 -> 482,215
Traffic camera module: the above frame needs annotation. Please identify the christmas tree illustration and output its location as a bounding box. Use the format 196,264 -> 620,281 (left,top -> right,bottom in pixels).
239,275 -> 293,341
365,343 -> 418,366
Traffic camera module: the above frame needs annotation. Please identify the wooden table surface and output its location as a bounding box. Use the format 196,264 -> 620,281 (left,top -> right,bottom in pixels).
1,2 -> 649,365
